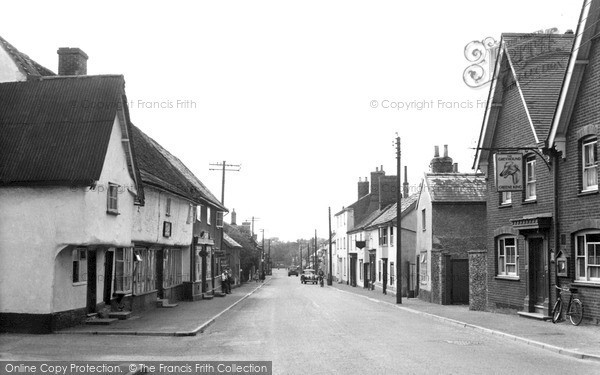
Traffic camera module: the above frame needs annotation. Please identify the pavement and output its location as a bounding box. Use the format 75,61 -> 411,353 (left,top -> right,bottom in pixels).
55,275 -> 600,363
329,282 -> 600,362
56,280 -> 271,337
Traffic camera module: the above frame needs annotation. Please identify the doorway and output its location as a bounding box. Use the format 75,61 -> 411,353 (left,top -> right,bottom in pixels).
528,237 -> 547,313
450,259 -> 469,304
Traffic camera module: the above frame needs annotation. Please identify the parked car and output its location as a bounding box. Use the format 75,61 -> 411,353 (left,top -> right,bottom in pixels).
288,267 -> 299,277
301,269 -> 318,284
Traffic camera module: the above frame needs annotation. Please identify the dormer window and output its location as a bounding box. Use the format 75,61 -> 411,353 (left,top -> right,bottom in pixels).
582,137 -> 598,192
107,183 -> 119,215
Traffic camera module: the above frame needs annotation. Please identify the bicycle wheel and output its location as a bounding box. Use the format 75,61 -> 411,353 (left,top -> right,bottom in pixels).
568,299 -> 583,326
551,299 -> 562,323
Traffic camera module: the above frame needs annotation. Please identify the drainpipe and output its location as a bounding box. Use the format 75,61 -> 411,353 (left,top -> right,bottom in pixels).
552,150 -> 560,313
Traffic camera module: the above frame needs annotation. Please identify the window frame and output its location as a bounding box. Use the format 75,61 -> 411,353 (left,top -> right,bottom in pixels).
581,137 -> 598,192
165,197 -> 172,217
421,209 -> 426,231
114,247 -> 133,294
390,261 -> 395,285
500,191 -> 512,205
525,156 -> 537,201
107,183 -> 119,215
390,226 -> 394,246
72,247 -> 87,284
575,232 -> 600,283
497,236 -> 518,277
196,205 -> 202,222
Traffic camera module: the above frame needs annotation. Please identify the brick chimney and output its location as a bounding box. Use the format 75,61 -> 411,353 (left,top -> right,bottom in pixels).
231,208 -> 237,225
358,177 -> 369,199
370,166 -> 385,196
403,166 -> 409,198
430,145 -> 454,173
57,47 -> 88,75
378,175 -> 398,209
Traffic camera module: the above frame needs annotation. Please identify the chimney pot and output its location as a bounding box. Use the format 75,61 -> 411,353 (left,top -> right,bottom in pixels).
57,47 -> 88,76
444,145 -> 448,158
231,208 -> 237,225
453,163 -> 458,173
434,146 -> 439,157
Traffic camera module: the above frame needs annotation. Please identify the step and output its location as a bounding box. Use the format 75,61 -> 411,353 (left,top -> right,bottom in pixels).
108,311 -> 131,320
156,298 -> 178,308
214,292 -> 227,297
86,313 -> 98,319
517,311 -> 552,321
202,294 -> 214,300
85,318 -> 117,325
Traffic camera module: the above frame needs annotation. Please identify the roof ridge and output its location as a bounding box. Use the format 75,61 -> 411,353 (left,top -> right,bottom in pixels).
0,35 -> 55,77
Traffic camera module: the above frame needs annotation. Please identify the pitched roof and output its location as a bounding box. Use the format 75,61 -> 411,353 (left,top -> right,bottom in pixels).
223,232 -> 242,249
0,35 -> 55,78
473,33 -> 574,169
423,173 -> 487,203
131,125 -> 226,211
349,205 -> 387,233
503,33 -> 573,140
549,0 -> 600,146
367,193 -> 419,228
0,75 -> 130,186
224,223 -> 258,252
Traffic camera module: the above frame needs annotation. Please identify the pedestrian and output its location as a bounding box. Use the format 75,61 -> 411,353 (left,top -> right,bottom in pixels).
253,271 -> 259,283
226,269 -> 233,293
221,270 -> 229,294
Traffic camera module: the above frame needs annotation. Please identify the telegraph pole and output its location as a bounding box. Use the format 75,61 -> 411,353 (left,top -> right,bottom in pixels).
209,161 -> 241,205
328,207 -> 333,285
268,239 -> 271,275
396,134 -> 402,304
314,229 -> 318,271
260,229 -> 265,277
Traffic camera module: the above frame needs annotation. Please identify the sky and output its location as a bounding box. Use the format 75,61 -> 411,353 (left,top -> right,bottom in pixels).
2,0 -> 582,241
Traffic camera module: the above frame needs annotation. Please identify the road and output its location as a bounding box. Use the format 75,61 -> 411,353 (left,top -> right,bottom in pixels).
1,269 -> 599,374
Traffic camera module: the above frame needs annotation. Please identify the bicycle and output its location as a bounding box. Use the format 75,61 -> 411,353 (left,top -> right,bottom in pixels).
551,285 -> 584,326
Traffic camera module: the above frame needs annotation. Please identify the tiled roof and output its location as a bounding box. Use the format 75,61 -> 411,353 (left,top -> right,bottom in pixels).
224,223 -> 257,252
367,193 -> 419,228
0,35 -> 55,77
0,75 -> 127,186
223,232 -> 242,249
502,33 -> 574,141
131,125 -> 226,211
349,206 -> 387,233
424,173 -> 487,202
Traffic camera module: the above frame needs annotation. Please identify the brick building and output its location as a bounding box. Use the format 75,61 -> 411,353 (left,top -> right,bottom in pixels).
473,30 -> 574,317
417,146 -> 487,307
546,0 -> 600,323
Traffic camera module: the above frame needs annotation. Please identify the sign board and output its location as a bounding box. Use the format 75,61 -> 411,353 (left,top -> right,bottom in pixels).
495,153 -> 523,192
213,250 -> 225,257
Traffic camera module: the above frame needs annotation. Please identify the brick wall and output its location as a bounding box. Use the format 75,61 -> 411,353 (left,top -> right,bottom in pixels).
485,74 -> 555,311
432,203 -> 486,258
556,36 -> 600,323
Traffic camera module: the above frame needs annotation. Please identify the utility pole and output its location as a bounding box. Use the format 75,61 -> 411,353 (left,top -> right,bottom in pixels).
244,217 -> 260,238
299,244 -> 302,269
314,229 -> 318,271
328,207 -> 333,285
307,242 -> 310,269
396,134 -> 402,304
268,239 -> 271,275
209,161 -> 241,206
260,229 -> 265,277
